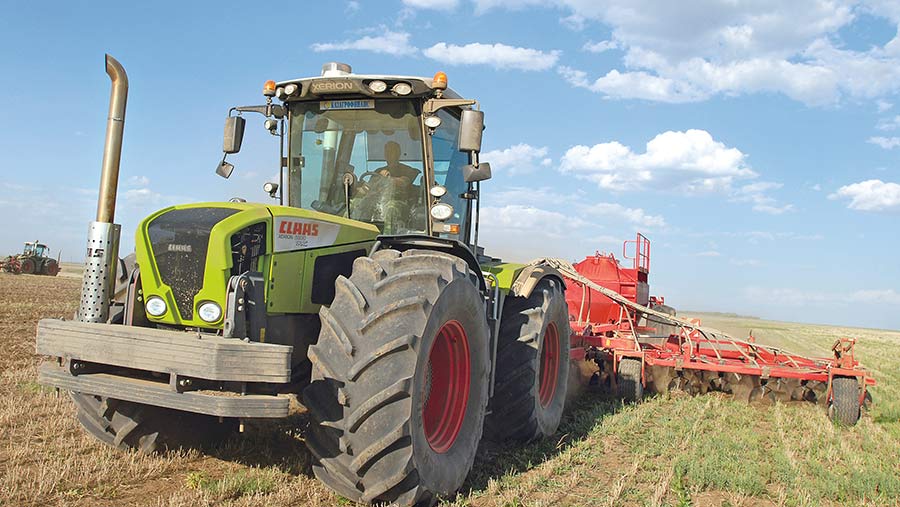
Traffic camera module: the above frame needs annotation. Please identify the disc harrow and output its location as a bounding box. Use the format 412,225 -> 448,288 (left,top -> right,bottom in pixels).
0,257 -> 21,274
532,236 -> 875,425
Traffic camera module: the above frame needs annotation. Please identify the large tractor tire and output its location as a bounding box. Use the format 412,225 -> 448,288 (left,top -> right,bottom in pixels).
19,258 -> 35,275
617,358 -> 644,402
647,303 -> 678,337
70,393 -> 235,452
829,377 -> 861,426
485,278 -> 570,442
303,249 -> 490,506
42,259 -> 60,276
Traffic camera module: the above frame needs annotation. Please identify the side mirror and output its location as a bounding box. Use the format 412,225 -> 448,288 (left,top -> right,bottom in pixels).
458,109 -> 484,153
216,159 -> 235,179
463,162 -> 491,183
223,116 -> 246,154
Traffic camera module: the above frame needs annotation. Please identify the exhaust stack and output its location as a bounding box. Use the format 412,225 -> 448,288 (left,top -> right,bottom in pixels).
79,54 -> 127,323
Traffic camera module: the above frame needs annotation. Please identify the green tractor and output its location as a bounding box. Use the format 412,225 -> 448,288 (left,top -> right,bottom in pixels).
37,56 -> 571,506
1,241 -> 60,275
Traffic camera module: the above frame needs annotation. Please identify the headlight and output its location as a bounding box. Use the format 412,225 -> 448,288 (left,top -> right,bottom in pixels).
368,80 -> 387,93
145,296 -> 167,317
430,202 -> 454,221
429,185 -> 447,198
392,82 -> 412,95
198,302 -> 222,323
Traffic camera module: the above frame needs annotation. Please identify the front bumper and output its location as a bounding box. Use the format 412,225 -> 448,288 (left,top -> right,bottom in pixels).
36,319 -> 294,418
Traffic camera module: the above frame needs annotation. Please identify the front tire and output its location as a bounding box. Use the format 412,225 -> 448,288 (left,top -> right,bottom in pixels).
617,358 -> 644,402
70,393 -> 235,452
485,278 -> 570,442
829,377 -> 861,425
303,249 -> 490,506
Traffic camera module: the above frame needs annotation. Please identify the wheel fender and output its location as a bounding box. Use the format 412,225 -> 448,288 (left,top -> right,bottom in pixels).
510,265 -> 566,299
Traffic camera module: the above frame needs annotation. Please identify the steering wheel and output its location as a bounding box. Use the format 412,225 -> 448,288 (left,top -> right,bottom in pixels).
359,170 -> 387,184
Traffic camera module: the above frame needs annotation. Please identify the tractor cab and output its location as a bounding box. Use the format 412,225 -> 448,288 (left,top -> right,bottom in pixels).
23,242 -> 48,257
218,62 -> 492,247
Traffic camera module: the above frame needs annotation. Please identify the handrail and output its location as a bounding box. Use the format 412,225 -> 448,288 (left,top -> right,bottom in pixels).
622,233 -> 651,272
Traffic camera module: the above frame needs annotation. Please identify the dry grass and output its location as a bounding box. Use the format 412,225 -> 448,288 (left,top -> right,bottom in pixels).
1,272 -> 898,506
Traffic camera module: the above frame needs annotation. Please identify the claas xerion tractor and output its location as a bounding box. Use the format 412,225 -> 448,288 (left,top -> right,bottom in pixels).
36,56 -> 572,506
1,241 -> 60,275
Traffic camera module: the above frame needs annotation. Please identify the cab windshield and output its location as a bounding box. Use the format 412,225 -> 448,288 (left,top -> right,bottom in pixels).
287,100 -> 426,234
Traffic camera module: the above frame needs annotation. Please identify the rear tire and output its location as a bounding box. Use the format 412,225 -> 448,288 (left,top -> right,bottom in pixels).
829,377 -> 861,426
303,249 -> 490,506
70,393 -> 235,452
42,259 -> 60,276
485,278 -> 570,442
617,358 -> 644,402
20,258 -> 35,275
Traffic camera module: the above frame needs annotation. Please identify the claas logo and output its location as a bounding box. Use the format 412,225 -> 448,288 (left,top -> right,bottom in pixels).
279,220 -> 320,236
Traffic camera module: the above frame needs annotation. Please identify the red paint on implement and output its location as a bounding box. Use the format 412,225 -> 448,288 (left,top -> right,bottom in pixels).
423,320 -> 470,454
539,322 -> 560,407
562,232 -> 875,414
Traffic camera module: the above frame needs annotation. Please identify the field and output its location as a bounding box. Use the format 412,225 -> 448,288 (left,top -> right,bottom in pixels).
1,272 -> 898,507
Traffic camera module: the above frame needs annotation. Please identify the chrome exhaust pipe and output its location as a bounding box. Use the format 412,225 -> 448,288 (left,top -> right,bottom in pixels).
79,54 -> 127,323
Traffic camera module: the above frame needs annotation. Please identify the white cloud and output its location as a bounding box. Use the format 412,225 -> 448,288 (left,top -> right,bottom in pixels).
848,289 -> 900,305
481,204 -> 587,233
311,29 -> 417,56
876,115 -> 900,131
560,66 -> 705,103
423,42 -> 560,71
481,144 -> 550,175
731,181 -> 794,214
126,175 -> 150,187
744,287 -> 900,307
730,258 -> 762,267
470,1 -> 900,105
345,1 -> 360,13
868,136 -> 900,149
401,0 -> 458,9
744,231 -> 824,242
123,188 -> 163,205
583,40 -> 617,53
558,129 -> 791,213
586,202 -> 667,228
696,251 -> 721,257
488,186 -> 665,229
489,186 -> 569,205
478,204 -> 592,260
830,179 -> 900,211
559,129 -> 754,191
877,100 -> 893,113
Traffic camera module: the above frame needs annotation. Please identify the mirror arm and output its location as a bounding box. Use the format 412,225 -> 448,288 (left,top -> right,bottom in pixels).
231,104 -> 285,119
423,98 -> 476,115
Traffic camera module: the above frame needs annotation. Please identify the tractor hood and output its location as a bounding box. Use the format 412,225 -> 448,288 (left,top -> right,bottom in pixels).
134,202 -> 379,327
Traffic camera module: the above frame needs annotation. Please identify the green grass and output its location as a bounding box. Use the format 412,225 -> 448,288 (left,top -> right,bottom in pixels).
184,468 -> 279,500
445,314 -> 900,507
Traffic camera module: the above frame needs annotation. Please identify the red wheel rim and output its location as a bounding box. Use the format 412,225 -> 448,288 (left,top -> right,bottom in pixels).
423,320 -> 470,454
539,322 -> 560,408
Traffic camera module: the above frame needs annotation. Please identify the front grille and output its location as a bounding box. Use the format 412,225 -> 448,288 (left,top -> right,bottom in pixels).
147,208 -> 238,319
230,222 -> 267,276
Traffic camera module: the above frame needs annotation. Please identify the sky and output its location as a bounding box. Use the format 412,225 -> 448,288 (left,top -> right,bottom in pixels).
1,0 -> 899,330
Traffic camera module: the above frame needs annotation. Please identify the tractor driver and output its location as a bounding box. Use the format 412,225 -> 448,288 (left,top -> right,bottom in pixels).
353,141 -> 423,233
375,141 -> 419,187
